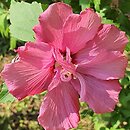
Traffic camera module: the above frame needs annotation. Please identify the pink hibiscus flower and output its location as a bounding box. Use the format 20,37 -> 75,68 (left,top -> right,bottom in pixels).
1,2 -> 128,130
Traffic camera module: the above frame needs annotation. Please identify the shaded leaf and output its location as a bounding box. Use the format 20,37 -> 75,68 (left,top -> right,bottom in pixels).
79,0 -> 90,10
63,0 -> 71,4
119,0 -> 130,14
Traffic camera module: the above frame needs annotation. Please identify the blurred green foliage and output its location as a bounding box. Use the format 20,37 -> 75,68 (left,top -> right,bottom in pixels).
0,84 -> 15,103
0,0 -> 130,130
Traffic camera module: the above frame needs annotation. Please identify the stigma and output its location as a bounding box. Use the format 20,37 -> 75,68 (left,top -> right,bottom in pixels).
60,69 -> 72,82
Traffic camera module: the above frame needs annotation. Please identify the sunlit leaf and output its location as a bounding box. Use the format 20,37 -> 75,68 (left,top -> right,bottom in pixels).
93,0 -> 100,12
10,0 -> 43,41
10,36 -> 16,50
0,12 -> 9,37
0,84 -> 16,103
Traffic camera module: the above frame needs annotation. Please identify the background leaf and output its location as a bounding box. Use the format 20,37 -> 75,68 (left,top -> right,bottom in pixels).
79,0 -> 90,10
63,0 -> 71,4
0,84 -> 16,103
9,36 -> 16,50
0,12 -> 9,37
10,0 -> 43,41
93,0 -> 101,12
119,0 -> 130,14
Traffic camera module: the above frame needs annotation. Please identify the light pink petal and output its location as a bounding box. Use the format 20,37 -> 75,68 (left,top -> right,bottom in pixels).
75,50 -> 127,80
62,8 -> 101,53
38,82 -> 80,130
1,61 -> 53,100
17,42 -> 54,69
79,74 -> 121,113
70,78 -> 81,93
1,42 -> 54,100
73,24 -> 128,65
33,2 -> 73,50
83,24 -> 128,53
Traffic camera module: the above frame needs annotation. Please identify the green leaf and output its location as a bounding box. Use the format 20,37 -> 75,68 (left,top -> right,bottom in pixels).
41,4 -> 48,11
0,84 -> 16,103
110,120 -> 121,129
93,0 -> 100,12
119,0 -> 130,14
79,0 -> 90,10
10,0 -> 43,41
10,36 -> 16,50
120,77 -> 129,87
125,42 -> 130,52
100,0 -> 112,9
0,13 -> 6,37
63,0 -> 71,4
121,109 -> 130,118
99,9 -> 120,27
117,12 -> 130,36
0,12 -> 9,37
120,92 -> 130,108
71,0 -> 81,13
93,115 -> 109,130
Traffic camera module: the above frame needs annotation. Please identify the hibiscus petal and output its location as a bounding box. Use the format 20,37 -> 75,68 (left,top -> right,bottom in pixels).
63,8 -> 101,53
17,42 -> 54,69
76,50 -> 127,80
70,78 -> 81,93
79,74 -> 121,113
38,82 -> 80,130
1,61 -> 53,100
1,42 -> 54,100
84,24 -> 128,53
33,2 -> 73,50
